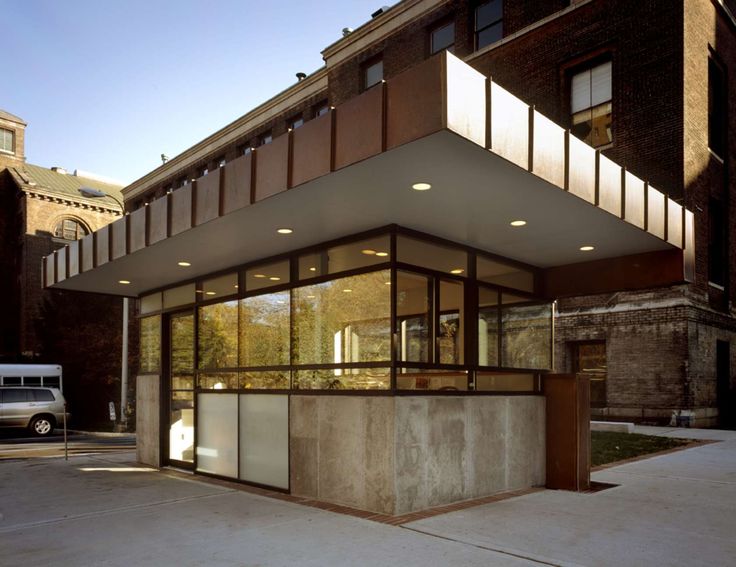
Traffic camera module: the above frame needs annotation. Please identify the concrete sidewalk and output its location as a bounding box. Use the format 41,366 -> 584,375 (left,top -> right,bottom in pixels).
1,431 -> 735,566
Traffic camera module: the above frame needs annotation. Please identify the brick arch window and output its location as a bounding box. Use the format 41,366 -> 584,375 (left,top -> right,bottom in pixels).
53,218 -> 89,241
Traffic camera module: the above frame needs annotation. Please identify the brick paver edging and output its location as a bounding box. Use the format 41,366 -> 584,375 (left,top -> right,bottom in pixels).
158,467 -> 542,525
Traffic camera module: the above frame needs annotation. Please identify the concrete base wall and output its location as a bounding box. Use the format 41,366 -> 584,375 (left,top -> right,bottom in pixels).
290,395 -> 545,515
136,374 -> 160,467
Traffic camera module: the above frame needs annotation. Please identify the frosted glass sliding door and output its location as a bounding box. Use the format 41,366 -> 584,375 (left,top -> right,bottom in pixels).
239,394 -> 289,489
197,393 -> 238,478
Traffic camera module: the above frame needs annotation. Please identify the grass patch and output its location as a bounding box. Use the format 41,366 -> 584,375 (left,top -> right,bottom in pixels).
591,431 -> 690,467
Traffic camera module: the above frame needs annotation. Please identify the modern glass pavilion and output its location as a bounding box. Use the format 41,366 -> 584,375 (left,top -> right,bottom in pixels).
45,53 -> 694,515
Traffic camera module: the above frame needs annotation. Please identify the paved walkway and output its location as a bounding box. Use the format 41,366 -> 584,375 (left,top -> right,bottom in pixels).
1,429 -> 734,566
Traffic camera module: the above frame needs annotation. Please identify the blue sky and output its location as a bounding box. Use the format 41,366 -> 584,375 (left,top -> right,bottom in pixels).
4,0 -> 384,185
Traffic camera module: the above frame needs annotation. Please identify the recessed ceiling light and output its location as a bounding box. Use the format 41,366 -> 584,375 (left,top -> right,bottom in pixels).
361,249 -> 376,255
343,289 -> 353,293
205,291 -> 216,296
196,289 -> 204,294
375,251 -> 388,257
307,295 -> 316,299
277,228 -> 293,234
510,220 -> 527,227
412,182 -> 431,191
177,261 -> 191,267
450,268 -> 464,274
309,267 -> 317,272
580,245 -> 595,251
385,281 -> 391,285
269,276 -> 281,281
253,274 -> 267,278
234,284 -> 239,289
118,280 -> 131,285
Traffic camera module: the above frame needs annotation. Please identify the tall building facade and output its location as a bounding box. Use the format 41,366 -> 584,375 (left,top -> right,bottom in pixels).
46,0 -> 730,514
116,0 -> 734,427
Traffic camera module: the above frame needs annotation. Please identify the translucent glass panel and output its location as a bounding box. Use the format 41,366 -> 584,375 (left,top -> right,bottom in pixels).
298,235 -> 390,280
501,296 -> 552,370
478,287 -> 499,367
196,393 -> 238,477
169,391 -> 194,462
293,368 -> 390,390
397,235 -> 467,276
139,316 -> 161,373
198,301 -> 238,369
140,293 -> 162,315
292,270 -> 391,365
244,260 -> 290,292
239,291 -> 289,367
438,280 -> 464,364
475,372 -> 537,392
477,256 -> 534,292
200,273 -> 238,299
396,369 -> 469,391
239,394 -> 289,489
163,283 -> 196,309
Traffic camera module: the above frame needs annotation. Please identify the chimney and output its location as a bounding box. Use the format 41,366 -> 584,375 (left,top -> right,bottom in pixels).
51,167 -> 67,175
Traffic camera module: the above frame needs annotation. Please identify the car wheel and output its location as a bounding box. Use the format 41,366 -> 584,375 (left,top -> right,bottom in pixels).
30,416 -> 55,437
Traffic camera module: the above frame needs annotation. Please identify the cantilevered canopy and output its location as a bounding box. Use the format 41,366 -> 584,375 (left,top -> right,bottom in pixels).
46,52 -> 693,298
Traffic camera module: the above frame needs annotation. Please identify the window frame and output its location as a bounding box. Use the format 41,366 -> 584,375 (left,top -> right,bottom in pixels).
429,18 -> 456,55
0,127 -> 14,154
708,53 -> 728,160
474,0 -> 503,51
362,55 -> 384,91
567,55 -> 614,148
53,217 -> 90,241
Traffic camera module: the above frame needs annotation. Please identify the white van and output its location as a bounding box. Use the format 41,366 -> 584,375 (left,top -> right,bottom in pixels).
0,364 -> 63,391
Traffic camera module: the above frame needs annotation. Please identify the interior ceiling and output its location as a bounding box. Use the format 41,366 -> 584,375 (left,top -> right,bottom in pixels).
55,130 -> 673,297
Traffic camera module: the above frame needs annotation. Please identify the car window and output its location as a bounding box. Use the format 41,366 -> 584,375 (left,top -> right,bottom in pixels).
2,389 -> 29,403
31,389 -> 55,402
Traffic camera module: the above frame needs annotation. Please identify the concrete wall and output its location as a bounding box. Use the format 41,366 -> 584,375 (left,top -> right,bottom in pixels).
394,396 -> 545,515
290,395 -> 545,515
136,374 -> 160,467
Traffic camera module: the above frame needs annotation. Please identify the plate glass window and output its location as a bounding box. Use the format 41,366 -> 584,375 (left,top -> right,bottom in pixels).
475,0 -> 503,50
571,61 -> 613,147
0,128 -> 13,153
431,21 -> 455,54
364,58 -> 383,90
289,115 -> 304,130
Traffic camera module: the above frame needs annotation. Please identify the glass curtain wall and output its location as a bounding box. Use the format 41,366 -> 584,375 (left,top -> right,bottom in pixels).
142,228 -> 553,396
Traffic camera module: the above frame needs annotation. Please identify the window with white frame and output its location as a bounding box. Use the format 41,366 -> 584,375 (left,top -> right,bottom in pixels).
571,60 -> 613,147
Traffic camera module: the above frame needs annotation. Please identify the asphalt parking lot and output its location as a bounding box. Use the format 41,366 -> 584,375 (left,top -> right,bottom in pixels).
0,428 -> 734,566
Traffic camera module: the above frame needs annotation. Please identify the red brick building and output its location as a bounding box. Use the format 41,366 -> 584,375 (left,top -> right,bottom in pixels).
112,0 -> 734,427
0,109 -> 132,426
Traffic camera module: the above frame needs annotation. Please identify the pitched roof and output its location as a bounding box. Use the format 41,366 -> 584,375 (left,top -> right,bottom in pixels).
0,109 -> 26,125
7,163 -> 123,210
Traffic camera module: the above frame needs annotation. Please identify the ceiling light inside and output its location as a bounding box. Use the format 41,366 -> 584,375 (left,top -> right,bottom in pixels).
579,245 -> 595,251
412,182 -> 431,191
361,249 -> 376,255
510,220 -> 527,227
450,268 -> 464,274
277,228 -> 293,234
177,261 -> 191,267
375,251 -> 388,257
118,280 -> 131,285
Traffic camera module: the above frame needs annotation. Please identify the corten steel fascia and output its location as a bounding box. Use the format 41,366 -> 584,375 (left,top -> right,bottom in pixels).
45,51 -> 694,295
